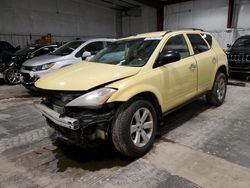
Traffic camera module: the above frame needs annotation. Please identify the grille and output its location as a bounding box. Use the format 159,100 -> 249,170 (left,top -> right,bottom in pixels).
228,54 -> 250,62
21,73 -> 34,82
46,91 -> 83,108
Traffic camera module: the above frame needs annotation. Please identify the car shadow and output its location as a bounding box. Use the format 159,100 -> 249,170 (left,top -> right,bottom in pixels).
0,79 -> 6,85
51,138 -> 134,172
157,97 -> 213,136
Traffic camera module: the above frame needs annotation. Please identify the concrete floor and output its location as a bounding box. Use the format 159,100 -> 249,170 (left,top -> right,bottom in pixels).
0,79 -> 250,188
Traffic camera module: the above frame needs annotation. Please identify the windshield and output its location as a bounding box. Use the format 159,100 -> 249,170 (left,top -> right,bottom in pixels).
15,46 -> 38,55
90,38 -> 161,67
233,37 -> 250,47
51,41 -> 84,56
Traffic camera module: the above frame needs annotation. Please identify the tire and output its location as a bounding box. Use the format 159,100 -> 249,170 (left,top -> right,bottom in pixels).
3,67 -> 21,85
206,72 -> 227,106
111,98 -> 157,157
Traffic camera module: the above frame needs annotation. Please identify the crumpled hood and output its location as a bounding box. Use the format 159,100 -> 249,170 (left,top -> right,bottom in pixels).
22,54 -> 71,66
35,62 -> 141,91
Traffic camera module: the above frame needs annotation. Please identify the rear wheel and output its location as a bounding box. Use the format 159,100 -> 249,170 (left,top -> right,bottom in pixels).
111,99 -> 157,157
206,72 -> 227,106
3,67 -> 21,85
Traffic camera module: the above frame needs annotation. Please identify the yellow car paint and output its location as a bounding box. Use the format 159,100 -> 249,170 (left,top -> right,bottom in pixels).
35,30 -> 228,113
35,62 -> 141,91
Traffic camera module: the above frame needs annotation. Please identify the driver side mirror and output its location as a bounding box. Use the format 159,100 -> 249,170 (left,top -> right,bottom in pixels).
82,51 -> 92,60
154,51 -> 181,68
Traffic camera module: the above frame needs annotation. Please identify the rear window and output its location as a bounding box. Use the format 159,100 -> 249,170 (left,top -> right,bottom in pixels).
201,34 -> 212,46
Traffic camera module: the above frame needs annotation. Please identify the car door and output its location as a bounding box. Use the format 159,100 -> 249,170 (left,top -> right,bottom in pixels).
187,33 -> 217,93
159,34 -> 198,111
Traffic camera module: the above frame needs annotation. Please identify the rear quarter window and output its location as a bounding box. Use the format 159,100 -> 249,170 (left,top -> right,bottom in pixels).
201,34 -> 212,47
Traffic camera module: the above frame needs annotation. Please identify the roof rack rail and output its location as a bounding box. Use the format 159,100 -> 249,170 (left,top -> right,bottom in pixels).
177,28 -> 204,31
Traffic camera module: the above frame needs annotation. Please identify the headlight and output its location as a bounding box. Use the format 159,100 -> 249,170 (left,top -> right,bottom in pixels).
66,88 -> 117,108
9,61 -> 15,66
41,62 -> 55,70
32,62 -> 55,71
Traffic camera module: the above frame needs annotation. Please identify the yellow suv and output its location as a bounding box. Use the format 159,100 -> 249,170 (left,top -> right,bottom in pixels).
36,29 -> 228,157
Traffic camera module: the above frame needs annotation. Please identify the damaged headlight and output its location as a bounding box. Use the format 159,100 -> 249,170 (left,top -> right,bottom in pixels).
66,88 -> 117,108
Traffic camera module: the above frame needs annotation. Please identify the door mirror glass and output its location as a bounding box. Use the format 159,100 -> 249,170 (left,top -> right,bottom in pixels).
82,51 -> 91,60
155,51 -> 181,67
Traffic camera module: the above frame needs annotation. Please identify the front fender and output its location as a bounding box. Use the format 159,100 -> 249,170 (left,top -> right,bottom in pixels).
106,71 -> 164,111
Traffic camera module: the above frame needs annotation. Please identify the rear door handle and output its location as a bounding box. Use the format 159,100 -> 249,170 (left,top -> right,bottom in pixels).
189,64 -> 197,70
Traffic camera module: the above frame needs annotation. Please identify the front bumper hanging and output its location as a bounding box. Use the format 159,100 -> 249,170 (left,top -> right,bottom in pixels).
36,103 -> 79,130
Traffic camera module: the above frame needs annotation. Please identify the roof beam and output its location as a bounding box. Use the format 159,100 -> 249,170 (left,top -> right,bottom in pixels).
162,0 -> 192,5
227,0 -> 235,28
134,0 -> 159,8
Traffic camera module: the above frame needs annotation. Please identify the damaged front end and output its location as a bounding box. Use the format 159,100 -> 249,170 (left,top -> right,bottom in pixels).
37,89 -> 117,147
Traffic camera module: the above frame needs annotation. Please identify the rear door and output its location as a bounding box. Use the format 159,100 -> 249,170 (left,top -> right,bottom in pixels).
187,33 -> 217,93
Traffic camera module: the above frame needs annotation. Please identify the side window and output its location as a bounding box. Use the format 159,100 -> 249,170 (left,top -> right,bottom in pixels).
85,42 -> 104,55
201,34 -> 212,47
47,46 -> 57,52
75,47 -> 86,58
187,34 -> 209,54
4,42 -> 15,52
162,34 -> 190,59
105,42 -> 113,47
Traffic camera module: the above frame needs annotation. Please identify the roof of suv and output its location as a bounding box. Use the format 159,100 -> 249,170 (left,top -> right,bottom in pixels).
122,29 -> 207,40
76,38 -> 116,43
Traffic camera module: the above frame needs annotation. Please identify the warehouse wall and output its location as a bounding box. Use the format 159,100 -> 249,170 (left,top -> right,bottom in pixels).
122,6 -> 157,37
0,0 -> 117,47
164,0 -> 250,48
234,0 -> 250,37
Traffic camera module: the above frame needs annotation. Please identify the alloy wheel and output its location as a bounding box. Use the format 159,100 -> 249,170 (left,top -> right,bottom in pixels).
130,107 -> 154,147
6,69 -> 21,84
217,77 -> 226,100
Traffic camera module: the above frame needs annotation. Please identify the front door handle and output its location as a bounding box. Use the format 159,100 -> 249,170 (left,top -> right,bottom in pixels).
189,64 -> 197,70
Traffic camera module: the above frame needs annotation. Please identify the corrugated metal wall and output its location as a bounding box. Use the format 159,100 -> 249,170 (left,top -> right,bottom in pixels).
122,6 -> 157,37
164,0 -> 250,48
0,0 -> 117,47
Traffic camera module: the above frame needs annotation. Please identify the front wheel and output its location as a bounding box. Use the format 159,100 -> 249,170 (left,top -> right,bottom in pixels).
206,72 -> 227,106
111,99 -> 157,157
3,67 -> 21,85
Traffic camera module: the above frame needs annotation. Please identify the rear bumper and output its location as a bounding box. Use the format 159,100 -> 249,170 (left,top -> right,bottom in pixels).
36,103 -> 79,130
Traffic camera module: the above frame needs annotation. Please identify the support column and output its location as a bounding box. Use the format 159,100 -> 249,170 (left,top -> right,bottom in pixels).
227,0 -> 235,28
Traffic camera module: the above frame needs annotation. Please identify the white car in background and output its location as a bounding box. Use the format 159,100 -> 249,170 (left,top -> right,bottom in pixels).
20,38 -> 116,91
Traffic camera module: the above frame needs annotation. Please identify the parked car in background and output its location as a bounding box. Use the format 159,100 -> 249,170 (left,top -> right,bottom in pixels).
35,30 -> 228,157
227,35 -> 250,79
20,38 -> 116,91
0,41 -> 20,55
0,44 -> 59,84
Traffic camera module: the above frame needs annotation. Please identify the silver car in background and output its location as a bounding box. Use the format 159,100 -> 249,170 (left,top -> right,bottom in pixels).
20,38 -> 116,91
